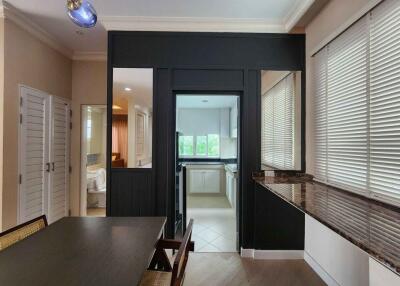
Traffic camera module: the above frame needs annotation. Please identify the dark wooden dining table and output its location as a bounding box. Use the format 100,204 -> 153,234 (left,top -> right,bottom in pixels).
0,217 -> 166,286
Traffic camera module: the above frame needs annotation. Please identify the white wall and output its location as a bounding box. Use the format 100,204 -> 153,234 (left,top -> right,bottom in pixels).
177,108 -> 237,158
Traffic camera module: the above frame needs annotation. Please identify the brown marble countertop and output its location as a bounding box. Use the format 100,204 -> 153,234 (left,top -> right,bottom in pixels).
254,176 -> 400,275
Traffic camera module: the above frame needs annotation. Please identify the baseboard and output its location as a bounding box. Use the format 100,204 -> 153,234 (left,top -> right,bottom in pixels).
304,251 -> 340,286
240,248 -> 304,260
240,248 -> 254,258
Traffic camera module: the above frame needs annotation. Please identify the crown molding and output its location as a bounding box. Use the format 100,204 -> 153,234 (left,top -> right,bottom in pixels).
284,0 -> 315,32
72,51 -> 107,61
100,16 -> 286,33
0,1 -> 73,58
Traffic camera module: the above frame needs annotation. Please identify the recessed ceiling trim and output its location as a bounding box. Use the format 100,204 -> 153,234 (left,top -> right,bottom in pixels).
284,0 -> 315,31
0,2 -> 73,58
72,51 -> 107,61
100,16 -> 287,33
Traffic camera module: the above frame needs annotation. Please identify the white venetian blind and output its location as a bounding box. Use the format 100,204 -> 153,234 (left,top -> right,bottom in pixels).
369,0 -> 400,203
261,73 -> 295,170
313,0 -> 400,206
313,49 -> 328,181
326,15 -> 369,193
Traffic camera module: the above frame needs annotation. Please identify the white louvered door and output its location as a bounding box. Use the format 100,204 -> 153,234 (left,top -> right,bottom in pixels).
19,86 -> 70,224
18,86 -> 50,224
48,96 -> 70,224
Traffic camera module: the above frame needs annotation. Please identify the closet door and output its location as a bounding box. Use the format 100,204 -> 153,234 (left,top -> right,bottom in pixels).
48,96 -> 70,224
18,86 -> 50,224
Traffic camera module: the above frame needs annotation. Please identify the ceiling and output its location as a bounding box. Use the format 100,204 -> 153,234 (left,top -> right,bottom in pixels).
1,0 -> 315,59
113,68 -> 153,113
177,95 -> 238,109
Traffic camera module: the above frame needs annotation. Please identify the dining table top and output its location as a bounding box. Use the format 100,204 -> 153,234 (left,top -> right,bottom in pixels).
0,216 -> 166,286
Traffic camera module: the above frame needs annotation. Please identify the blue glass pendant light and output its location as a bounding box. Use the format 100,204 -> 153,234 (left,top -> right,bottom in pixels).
67,0 -> 97,28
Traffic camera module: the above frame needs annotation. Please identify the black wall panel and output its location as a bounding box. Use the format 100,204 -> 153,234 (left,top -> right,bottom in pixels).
254,184 -> 305,250
172,69 -> 244,91
108,31 -> 305,248
109,169 -> 154,216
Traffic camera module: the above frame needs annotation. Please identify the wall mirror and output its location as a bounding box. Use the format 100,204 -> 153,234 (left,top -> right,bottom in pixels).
112,68 -> 153,168
260,70 -> 302,171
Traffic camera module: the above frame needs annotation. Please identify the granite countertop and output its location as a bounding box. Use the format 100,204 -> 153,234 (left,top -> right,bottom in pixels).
254,176 -> 400,275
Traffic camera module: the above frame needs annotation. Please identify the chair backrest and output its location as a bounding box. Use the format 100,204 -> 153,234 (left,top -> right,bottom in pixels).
171,219 -> 193,286
0,215 -> 48,251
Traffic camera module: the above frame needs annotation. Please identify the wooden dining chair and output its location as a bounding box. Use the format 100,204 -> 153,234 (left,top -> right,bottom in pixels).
140,219 -> 195,286
0,215 -> 48,251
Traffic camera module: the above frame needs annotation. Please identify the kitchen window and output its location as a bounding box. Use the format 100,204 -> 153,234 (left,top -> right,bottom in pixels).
179,134 -> 220,158
313,0 -> 400,206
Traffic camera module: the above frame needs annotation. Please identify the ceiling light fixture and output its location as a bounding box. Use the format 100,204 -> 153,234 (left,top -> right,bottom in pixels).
112,105 -> 122,110
67,0 -> 97,28
124,87 -> 132,91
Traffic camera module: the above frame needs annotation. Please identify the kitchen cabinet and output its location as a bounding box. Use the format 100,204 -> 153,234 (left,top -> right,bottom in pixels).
230,106 -> 238,138
187,164 -> 224,194
225,165 -> 237,209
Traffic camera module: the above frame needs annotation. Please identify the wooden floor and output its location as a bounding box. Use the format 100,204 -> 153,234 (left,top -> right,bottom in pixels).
183,253 -> 326,286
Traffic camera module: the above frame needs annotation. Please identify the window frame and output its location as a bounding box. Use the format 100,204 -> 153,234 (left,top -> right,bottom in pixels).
178,134 -> 221,158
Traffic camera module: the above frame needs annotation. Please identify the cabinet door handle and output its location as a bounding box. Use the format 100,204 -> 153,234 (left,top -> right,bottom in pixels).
52,162 -> 55,171
46,163 -> 50,173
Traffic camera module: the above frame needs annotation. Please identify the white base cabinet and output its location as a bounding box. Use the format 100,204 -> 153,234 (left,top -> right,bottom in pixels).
187,165 -> 224,194
369,258 -> 400,286
305,214 -> 400,286
225,167 -> 237,209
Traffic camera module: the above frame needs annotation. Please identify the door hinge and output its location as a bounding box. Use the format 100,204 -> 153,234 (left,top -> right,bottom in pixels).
19,174 -> 22,184
20,114 -> 23,124
69,166 -> 72,173
20,97 -> 23,107
70,109 -> 72,117
68,209 -> 71,216
70,122 -> 72,129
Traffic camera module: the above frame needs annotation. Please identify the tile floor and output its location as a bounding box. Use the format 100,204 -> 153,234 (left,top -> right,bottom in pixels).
187,196 -> 237,252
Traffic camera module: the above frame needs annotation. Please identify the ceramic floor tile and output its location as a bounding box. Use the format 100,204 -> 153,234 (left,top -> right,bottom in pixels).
198,229 -> 221,243
197,243 -> 221,253
187,196 -> 237,253
210,236 -> 237,252
191,235 -> 208,251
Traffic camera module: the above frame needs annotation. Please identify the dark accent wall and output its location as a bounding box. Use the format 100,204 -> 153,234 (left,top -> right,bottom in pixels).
107,32 -> 305,249
254,184 -> 305,250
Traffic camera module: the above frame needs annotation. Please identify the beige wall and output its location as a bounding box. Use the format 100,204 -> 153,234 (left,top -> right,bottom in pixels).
305,0 -> 377,174
70,61 -> 107,216
1,19 -> 72,230
0,18 -> 4,231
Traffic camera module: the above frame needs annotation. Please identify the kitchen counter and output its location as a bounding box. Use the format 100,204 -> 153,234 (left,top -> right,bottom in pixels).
254,176 -> 400,275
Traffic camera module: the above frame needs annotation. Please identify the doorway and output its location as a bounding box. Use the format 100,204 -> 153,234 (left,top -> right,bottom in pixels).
81,105 -> 107,217
175,94 -> 240,252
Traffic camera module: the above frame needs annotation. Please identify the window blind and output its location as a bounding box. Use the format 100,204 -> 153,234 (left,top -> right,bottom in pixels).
313,0 -> 400,206
369,0 -> 400,203
313,49 -> 328,181
261,73 -> 295,170
326,15 -> 369,193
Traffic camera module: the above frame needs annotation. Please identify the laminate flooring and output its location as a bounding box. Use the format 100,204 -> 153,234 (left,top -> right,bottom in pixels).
183,252 -> 326,286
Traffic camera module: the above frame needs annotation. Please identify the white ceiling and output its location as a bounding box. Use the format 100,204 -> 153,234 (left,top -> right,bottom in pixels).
1,0 -> 314,58
113,68 -> 153,113
177,95 -> 238,109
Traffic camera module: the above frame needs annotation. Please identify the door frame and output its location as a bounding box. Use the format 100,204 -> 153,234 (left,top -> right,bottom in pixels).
80,104 -> 107,216
173,91 -> 242,251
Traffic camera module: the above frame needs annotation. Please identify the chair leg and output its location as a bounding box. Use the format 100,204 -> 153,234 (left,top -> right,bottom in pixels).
149,248 -> 172,271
